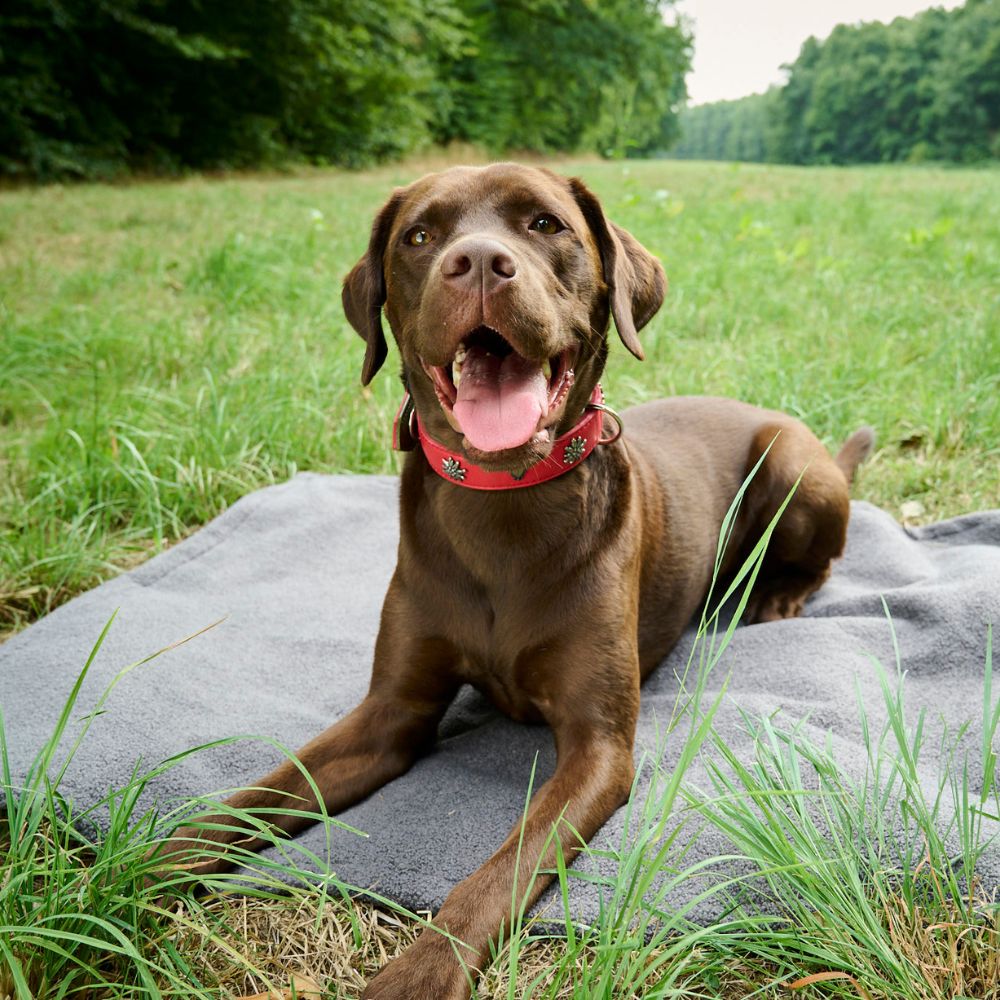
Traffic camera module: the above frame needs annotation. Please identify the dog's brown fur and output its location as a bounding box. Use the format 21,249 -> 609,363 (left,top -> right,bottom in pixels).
164,164 -> 873,999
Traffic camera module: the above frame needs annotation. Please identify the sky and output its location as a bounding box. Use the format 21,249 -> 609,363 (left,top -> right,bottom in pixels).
676,0 -> 964,105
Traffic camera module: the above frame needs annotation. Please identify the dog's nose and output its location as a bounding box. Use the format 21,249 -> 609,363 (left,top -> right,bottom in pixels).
441,238 -> 517,293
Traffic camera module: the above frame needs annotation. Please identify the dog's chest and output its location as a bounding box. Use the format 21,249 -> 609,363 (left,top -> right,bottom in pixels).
406,475 -> 621,722
415,569 -> 559,723
430,589 -> 551,723
456,651 -> 550,724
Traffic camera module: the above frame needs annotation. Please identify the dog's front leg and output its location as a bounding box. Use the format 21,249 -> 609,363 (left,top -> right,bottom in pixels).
363,670 -> 639,1000
160,577 -> 460,878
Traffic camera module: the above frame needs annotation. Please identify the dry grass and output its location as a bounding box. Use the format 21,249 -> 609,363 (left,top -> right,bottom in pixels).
156,884 -> 999,1000
879,885 -> 1000,999
166,894 -> 421,998
164,894 -> 576,1000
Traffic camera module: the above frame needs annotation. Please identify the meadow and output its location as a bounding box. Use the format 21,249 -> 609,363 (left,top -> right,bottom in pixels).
2,157 -> 999,634
1,158 -> 999,998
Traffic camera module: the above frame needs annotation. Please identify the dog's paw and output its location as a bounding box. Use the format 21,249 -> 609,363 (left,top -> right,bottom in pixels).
745,590 -> 806,624
362,946 -> 473,1000
744,566 -> 830,625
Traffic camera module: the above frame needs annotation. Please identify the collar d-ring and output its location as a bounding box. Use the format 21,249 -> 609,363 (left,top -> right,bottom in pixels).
392,392 -> 418,452
587,402 -> 624,445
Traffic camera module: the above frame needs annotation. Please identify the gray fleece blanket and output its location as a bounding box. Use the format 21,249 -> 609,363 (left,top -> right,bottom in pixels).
1,473 -> 998,925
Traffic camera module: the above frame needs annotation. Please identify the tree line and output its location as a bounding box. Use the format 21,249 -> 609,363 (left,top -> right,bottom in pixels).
670,0 -> 1000,165
0,0 -> 690,181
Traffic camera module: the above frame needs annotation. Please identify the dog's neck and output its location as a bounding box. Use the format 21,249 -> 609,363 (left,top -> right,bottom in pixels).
394,385 -> 619,491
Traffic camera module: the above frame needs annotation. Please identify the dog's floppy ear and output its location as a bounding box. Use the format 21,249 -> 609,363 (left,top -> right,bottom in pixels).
569,178 -> 666,361
342,191 -> 404,385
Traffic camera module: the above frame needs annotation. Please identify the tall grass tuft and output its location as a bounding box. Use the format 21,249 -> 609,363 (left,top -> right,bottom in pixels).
483,463 -> 999,998
0,614 -> 362,999
682,619 -> 999,999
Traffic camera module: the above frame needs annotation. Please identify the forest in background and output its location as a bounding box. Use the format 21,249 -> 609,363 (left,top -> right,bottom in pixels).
0,0 -> 689,180
5,0 -> 998,181
671,0 -> 1000,165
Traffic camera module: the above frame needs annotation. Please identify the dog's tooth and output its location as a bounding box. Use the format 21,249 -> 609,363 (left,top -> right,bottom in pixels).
454,346 -> 467,363
452,361 -> 462,387
542,360 -> 552,380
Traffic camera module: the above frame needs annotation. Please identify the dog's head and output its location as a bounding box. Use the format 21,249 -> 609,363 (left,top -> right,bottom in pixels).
343,163 -> 665,472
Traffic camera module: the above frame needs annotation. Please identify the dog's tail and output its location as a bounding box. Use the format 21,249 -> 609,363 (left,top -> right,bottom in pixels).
835,426 -> 876,484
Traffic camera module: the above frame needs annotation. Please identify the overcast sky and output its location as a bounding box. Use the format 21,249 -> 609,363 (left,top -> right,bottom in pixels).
676,0 -> 964,105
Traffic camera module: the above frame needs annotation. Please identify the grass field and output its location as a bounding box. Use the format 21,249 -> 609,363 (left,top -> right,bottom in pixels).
2,157 -> 999,634
1,157 -> 999,999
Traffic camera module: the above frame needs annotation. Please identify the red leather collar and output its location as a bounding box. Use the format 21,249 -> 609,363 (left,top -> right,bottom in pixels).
394,385 -> 617,491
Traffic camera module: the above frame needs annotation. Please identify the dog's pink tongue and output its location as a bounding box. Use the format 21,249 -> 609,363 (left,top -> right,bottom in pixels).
453,348 -> 548,452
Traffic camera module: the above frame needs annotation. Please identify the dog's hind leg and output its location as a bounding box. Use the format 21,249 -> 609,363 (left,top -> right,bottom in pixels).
743,424 -> 871,625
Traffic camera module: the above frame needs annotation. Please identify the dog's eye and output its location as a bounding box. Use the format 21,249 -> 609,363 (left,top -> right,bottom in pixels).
405,228 -> 433,246
529,215 -> 564,235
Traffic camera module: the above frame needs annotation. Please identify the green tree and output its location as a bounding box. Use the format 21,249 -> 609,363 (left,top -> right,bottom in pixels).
0,0 -> 235,177
435,0 -> 690,157
670,0 -> 1000,166
0,0 -> 469,178
928,0 -> 1000,160
670,90 -> 780,163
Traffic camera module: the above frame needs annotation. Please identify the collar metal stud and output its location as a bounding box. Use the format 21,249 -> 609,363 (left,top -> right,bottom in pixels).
442,457 -> 466,481
563,436 -> 587,464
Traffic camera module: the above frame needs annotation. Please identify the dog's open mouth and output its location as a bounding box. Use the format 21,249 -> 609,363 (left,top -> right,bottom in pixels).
421,327 -> 577,453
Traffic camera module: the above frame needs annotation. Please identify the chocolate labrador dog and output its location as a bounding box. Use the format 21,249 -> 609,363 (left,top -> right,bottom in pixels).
166,163 -> 872,998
